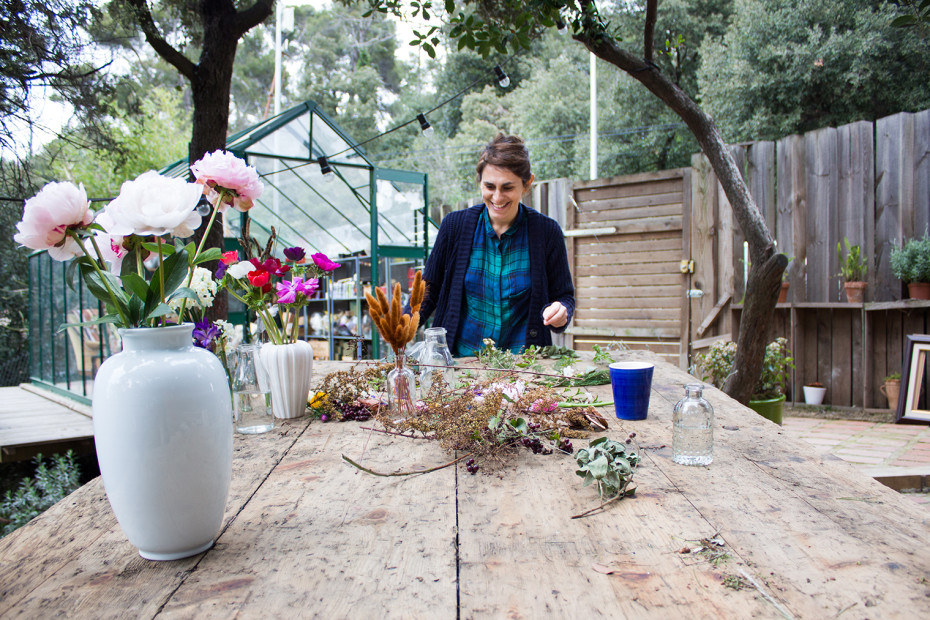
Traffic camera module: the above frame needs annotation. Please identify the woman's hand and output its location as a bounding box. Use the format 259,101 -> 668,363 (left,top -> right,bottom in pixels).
542,301 -> 568,328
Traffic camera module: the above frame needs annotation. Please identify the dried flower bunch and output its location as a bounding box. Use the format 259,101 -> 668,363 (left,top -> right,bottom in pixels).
365,271 -> 425,355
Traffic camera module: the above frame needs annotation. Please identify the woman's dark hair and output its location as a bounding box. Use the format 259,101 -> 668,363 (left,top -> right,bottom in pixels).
476,133 -> 532,184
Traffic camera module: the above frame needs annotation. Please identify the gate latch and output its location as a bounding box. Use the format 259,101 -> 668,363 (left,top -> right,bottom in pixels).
679,260 -> 694,274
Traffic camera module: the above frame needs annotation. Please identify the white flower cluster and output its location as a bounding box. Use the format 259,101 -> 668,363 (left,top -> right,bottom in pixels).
170,267 -> 217,312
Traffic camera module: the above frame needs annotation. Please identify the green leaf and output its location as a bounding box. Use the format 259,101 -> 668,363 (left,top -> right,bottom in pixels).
128,294 -> 144,324
891,15 -> 918,27
140,242 -> 177,255
167,286 -> 200,306
587,454 -> 609,479
80,264 -> 128,309
146,302 -> 176,319
193,247 -> 222,265
423,43 -> 436,58
444,0 -> 454,13
121,273 -> 150,300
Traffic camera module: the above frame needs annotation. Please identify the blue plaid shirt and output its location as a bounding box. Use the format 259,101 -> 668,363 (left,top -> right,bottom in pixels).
453,206 -> 531,357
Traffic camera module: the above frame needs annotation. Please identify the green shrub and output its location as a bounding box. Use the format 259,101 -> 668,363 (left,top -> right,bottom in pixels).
1,452 -> 81,537
890,234 -> 930,284
697,337 -> 793,401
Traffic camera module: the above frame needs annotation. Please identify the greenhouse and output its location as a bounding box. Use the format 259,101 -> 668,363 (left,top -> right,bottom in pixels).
28,100 -> 434,403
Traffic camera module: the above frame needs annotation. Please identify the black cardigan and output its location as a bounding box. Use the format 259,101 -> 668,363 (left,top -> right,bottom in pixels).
419,204 -> 575,350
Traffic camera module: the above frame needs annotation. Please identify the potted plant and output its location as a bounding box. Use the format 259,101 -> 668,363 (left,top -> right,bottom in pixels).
696,337 -> 794,424
837,238 -> 868,303
778,257 -> 793,304
802,381 -> 827,405
880,372 -> 901,410
890,233 -> 930,300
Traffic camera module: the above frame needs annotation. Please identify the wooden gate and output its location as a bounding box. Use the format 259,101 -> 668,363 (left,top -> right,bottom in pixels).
557,170 -> 690,365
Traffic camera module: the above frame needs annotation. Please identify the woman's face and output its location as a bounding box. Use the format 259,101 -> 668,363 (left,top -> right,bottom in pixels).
480,164 -> 533,232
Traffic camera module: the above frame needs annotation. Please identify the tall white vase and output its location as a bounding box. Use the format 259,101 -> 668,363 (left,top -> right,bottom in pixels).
92,324 -> 233,561
260,340 -> 314,419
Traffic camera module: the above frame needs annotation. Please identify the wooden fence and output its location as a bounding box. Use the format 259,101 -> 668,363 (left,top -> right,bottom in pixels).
429,109 -> 930,408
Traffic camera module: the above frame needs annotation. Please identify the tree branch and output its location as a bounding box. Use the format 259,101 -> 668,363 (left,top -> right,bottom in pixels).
233,0 -> 275,38
126,0 -> 195,81
644,0 -> 657,63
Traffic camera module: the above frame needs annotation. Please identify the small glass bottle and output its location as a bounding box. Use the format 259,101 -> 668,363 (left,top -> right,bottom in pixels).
231,343 -> 274,435
673,383 -> 714,466
387,346 -> 416,422
419,327 -> 454,399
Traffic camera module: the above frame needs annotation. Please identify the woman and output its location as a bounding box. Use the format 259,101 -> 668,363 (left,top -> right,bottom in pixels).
419,133 -> 575,356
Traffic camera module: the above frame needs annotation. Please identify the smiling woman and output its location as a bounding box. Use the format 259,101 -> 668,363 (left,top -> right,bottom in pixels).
418,133 -> 575,357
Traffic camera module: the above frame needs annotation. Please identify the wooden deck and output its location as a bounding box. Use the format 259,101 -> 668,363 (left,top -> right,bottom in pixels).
2,357 -> 929,617
0,385 -> 95,462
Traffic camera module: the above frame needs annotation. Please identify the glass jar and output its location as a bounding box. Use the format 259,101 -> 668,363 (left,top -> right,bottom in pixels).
230,343 -> 274,434
387,347 -> 416,422
672,383 -> 714,466
419,327 -> 455,399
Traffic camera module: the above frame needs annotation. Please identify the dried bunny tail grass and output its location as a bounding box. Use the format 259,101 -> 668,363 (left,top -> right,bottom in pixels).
364,291 -> 383,320
389,283 -> 402,326
410,271 -> 424,311
405,311 -> 420,342
375,286 -> 390,315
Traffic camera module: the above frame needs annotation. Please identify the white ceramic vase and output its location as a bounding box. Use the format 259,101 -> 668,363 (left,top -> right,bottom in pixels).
92,324 -> 233,561
803,385 -> 827,405
260,340 -> 314,419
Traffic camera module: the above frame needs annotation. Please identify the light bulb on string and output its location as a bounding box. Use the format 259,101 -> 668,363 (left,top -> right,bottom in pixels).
494,65 -> 510,89
318,156 -> 335,182
195,195 -> 212,216
417,113 -> 434,137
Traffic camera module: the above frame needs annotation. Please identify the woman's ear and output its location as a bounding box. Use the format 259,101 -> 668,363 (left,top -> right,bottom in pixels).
523,173 -> 536,195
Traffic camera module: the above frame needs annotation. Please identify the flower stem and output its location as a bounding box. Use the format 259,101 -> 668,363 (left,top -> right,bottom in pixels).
341,452 -> 474,477
178,190 -> 223,321
156,236 -> 166,325
72,231 -> 132,327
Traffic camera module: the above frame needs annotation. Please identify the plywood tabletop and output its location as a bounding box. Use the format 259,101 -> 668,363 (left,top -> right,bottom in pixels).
1,357 -> 928,619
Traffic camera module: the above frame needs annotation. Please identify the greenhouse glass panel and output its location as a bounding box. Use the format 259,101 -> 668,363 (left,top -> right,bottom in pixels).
236,111 -> 312,160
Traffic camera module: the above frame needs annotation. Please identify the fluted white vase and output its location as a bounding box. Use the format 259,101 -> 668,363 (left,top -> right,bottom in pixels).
92,323 -> 233,561
260,340 -> 314,419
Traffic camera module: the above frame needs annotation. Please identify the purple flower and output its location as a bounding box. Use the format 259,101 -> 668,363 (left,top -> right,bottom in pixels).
215,260 -> 228,279
283,246 -> 306,263
193,319 -> 221,350
276,276 -> 319,304
311,252 -> 341,272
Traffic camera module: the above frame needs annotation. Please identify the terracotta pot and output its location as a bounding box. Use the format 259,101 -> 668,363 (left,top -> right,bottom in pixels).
880,379 -> 901,411
907,282 -> 930,300
778,282 -> 789,304
844,281 -> 867,303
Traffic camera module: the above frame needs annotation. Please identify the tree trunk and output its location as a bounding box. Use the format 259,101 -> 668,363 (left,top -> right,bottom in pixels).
574,29 -> 788,404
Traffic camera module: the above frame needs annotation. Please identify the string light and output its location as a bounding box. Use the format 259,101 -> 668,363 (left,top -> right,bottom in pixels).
318,155 -> 335,182
557,20 -> 568,35
494,65 -> 510,89
195,195 -> 212,216
417,113 -> 434,136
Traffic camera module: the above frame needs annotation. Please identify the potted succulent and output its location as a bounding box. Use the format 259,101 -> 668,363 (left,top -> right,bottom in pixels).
890,233 -> 930,300
697,337 -> 794,424
802,381 -> 827,405
837,238 -> 868,303
880,372 -> 901,410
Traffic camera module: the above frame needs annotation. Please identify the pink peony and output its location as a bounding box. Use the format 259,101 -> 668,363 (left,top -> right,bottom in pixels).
103,171 -> 203,237
190,150 -> 264,213
89,210 -> 128,274
14,181 -> 93,261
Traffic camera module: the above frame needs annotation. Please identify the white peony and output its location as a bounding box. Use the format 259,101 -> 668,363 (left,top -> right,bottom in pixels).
103,170 -> 203,237
13,181 -> 93,261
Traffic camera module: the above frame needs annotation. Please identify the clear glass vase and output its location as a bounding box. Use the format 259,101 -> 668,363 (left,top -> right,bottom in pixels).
672,383 -> 714,466
419,326 -> 455,399
387,349 -> 416,422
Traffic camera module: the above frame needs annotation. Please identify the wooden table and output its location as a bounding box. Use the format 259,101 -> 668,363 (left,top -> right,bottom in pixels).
2,355 -> 929,618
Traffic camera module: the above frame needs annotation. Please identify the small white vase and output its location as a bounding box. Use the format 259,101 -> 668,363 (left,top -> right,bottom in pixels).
92,324 -> 233,561
260,340 -> 314,419
803,385 -> 827,405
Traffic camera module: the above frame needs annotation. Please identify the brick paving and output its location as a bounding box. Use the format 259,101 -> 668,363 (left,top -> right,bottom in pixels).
783,416 -> 930,510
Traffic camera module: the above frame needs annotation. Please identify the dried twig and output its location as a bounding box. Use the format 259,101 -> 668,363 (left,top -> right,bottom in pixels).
342,452 -> 473,477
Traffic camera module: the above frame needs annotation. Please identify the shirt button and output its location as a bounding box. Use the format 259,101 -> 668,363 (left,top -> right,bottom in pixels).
528,329 -> 538,337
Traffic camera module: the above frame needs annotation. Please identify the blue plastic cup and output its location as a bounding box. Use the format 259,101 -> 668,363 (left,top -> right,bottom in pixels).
609,361 -> 655,420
